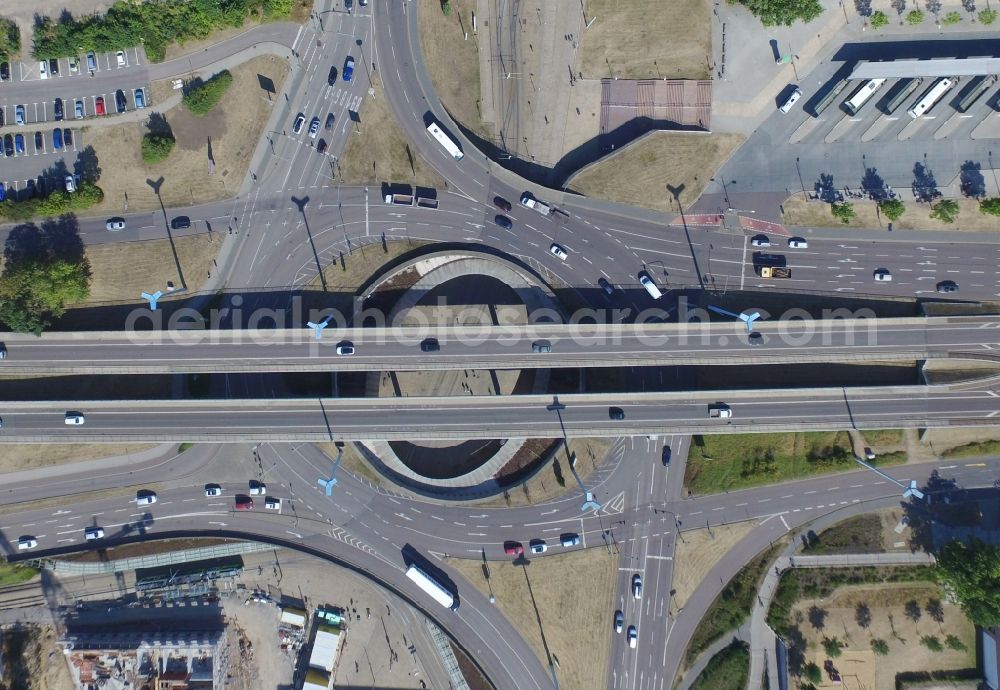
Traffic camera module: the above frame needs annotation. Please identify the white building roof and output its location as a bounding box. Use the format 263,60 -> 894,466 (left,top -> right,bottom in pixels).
308,626 -> 341,672
851,58 -> 1000,80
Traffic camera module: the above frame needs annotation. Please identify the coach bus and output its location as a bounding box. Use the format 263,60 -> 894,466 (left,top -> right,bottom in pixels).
907,77 -> 955,119
406,564 -> 457,609
843,78 -> 886,115
426,121 -> 464,160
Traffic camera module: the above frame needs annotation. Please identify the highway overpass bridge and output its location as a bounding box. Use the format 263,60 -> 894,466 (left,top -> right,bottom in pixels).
0,316 -> 998,374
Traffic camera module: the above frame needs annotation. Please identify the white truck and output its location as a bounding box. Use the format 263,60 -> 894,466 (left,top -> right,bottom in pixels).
520,192 -> 553,216
708,404 -> 732,418
385,193 -> 414,206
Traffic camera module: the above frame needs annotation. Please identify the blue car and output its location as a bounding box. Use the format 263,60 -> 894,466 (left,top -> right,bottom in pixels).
0,183 -> 5,202
14,134 -> 23,154
53,128 -> 63,150
343,56 -> 355,82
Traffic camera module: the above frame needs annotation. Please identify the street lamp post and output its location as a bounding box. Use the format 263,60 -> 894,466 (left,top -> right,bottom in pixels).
546,399 -> 601,513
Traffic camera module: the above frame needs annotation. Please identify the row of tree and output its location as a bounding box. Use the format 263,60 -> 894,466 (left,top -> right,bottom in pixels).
32,0 -> 294,62
830,196 -> 1000,225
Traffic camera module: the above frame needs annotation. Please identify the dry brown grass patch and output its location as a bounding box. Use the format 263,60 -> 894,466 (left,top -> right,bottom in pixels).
782,195 -> 1000,231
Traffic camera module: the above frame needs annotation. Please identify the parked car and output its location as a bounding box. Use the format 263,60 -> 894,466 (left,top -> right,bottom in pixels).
86,51 -> 97,71
49,58 -> 59,76
15,104 -> 25,125
53,128 -> 63,150
115,89 -> 127,113
33,131 -> 42,151
327,65 -> 338,85
609,407 -> 625,420
0,61 -> 8,81
53,98 -> 63,121
116,50 -> 126,67
325,113 -> 335,130
529,539 -> 547,554
874,268 -> 892,282
493,196 -> 512,212
249,481 -> 267,496
106,218 -> 126,231
13,134 -> 23,154
69,56 -> 79,75
38,60 -> 47,80
336,342 -> 355,356
134,88 -> 145,108
0,183 -> 5,201
779,87 -> 802,113
317,139 -> 328,154
420,338 -> 440,352
632,573 -> 642,599
549,243 -> 568,260
788,237 -> 808,248
292,113 -> 305,134
343,56 -> 355,82
95,96 -> 105,116
532,340 -> 552,353
494,214 -> 513,229
205,484 -> 223,497
308,116 -> 320,139
751,235 -> 771,247
864,447 -> 876,460
75,99 -> 85,119
84,527 -> 105,540
63,128 -> 72,146
4,134 -> 14,156
65,175 -> 76,193
503,541 -> 524,557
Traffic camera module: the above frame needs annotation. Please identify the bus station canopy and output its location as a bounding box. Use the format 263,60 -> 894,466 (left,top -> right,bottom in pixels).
850,58 -> 1000,80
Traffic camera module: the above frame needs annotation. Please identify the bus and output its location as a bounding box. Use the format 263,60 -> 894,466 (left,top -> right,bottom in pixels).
405,564 -> 457,609
907,77 -> 955,119
843,78 -> 886,115
813,79 -> 849,117
885,78 -> 922,115
426,122 -> 464,160
957,75 -> 996,113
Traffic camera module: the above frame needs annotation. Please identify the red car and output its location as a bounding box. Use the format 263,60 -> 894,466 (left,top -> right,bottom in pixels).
95,96 -> 105,116
234,496 -> 254,511
504,541 -> 524,557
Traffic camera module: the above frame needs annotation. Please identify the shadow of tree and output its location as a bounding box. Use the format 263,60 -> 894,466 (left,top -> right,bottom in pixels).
913,162 -> 942,203
959,160 -> 986,199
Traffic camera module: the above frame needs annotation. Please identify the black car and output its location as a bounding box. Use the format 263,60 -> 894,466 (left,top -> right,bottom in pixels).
325,113 -> 335,130
420,338 -> 440,352
493,195 -> 512,212
609,407 -> 625,420
936,280 -> 959,294
327,65 -> 338,85
748,331 -> 764,346
171,216 -> 191,230
0,109 -> 4,127
3,134 -> 12,157
49,58 -> 58,75
0,61 -> 8,81
115,89 -> 127,113
532,340 -> 552,353
63,128 -> 72,146
598,277 -> 615,296
317,139 -> 327,154
53,98 -> 63,121
34,131 -> 42,151
494,214 -> 512,229
662,445 -> 671,465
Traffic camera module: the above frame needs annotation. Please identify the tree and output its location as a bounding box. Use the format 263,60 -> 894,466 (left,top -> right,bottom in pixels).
879,198 -> 905,221
855,602 -> 872,629
979,8 -> 998,24
930,199 -> 959,224
831,202 -> 856,224
0,255 -> 90,333
980,198 -> 1000,217
906,9 -> 925,24
870,10 -> 889,28
942,10 -> 962,24
921,635 -> 943,651
871,639 -> 889,655
936,538 -> 1000,627
804,662 -> 822,684
441,0 -> 452,16
141,132 -> 175,164
728,0 -> 824,26
182,70 -> 233,116
945,634 -> 967,651
822,637 -> 843,657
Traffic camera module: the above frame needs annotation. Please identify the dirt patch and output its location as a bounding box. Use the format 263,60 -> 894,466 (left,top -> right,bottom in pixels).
790,583 -> 975,690
672,521 -> 759,611
60,537 -> 237,562
310,239 -> 433,294
446,548 -> 616,690
567,132 -> 744,211
782,196 -> 1000,232
339,71 -> 447,188
579,0 -> 712,80
417,0 -> 492,138
921,428 -> 1000,457
0,443 -> 157,474
79,232 -> 224,303
83,55 -> 288,215
0,625 -> 74,690
315,442 -> 385,487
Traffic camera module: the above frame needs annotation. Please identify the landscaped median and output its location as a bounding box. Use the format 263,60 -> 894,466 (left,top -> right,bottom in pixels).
0,182 -> 104,222
684,430 -> 905,495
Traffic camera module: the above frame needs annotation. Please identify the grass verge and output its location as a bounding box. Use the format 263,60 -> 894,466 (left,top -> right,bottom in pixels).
685,541 -> 784,668
690,640 -> 749,690
802,514 -> 884,555
183,70 -> 233,115
446,548 -> 616,690
0,562 -> 37,587
942,439 -> 1000,459
567,132 -> 744,212
782,196 -> 1000,231
684,431 -> 905,495
579,0 -> 711,80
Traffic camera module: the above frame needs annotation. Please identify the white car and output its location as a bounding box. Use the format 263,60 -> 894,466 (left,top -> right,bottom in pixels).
17,537 -> 38,550
529,539 -> 547,554
136,491 -> 157,506
336,343 -> 355,356
874,269 -> 892,282
632,573 -> 642,599
750,235 -> 770,247
64,412 -> 85,425
205,484 -> 223,497
116,50 -> 126,67
614,610 -> 624,634
627,626 -> 637,648
779,87 -> 802,113
249,481 -> 266,496
264,497 -> 281,510
38,61 -> 47,79
788,238 -> 808,248
84,527 -> 105,540
549,243 -> 568,260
